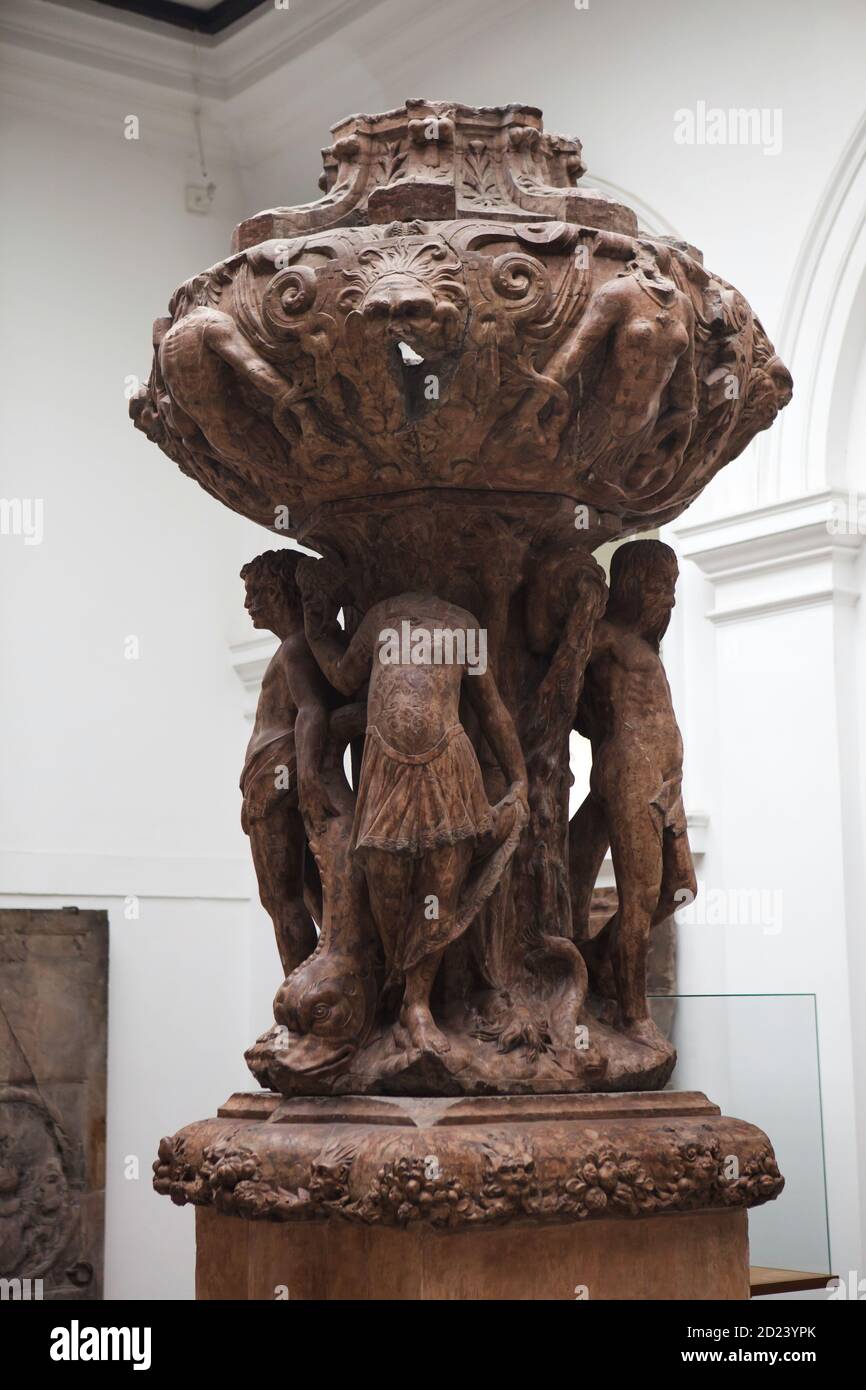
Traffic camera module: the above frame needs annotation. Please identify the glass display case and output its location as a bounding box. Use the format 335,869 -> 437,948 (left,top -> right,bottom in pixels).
656,992 -> 830,1275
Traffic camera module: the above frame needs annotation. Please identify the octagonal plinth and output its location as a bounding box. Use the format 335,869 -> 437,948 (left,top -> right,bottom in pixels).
154,1090 -> 782,1300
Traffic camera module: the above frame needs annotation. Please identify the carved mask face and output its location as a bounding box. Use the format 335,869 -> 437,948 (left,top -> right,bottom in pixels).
360,273 -> 439,345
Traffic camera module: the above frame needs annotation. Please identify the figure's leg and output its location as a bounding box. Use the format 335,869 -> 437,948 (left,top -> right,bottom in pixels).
400,841 -> 473,1055
360,848 -> 415,972
401,948 -> 450,1054
652,830 -> 697,925
568,792 -> 611,939
568,793 -> 616,1009
580,930 -> 618,1018
249,805 -> 317,976
606,800 -> 666,1048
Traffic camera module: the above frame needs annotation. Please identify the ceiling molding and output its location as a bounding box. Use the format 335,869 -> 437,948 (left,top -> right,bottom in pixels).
677,491 -> 863,568
1,0 -> 220,96
1,0 -> 390,99
90,0 -> 266,38
677,491 -> 863,627
673,488 -> 837,540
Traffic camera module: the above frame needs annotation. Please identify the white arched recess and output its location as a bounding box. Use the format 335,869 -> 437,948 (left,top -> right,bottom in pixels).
667,108 -> 866,1287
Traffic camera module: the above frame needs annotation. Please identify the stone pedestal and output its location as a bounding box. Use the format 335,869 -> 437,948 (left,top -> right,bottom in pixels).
195,1205 -> 749,1301
155,1090 -> 782,1302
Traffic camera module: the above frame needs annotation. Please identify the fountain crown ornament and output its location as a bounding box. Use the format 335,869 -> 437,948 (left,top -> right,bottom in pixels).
130,99 -> 791,543
232,98 -> 629,249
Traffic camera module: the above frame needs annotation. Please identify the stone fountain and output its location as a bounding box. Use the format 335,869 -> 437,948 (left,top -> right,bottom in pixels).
133,100 -> 790,1300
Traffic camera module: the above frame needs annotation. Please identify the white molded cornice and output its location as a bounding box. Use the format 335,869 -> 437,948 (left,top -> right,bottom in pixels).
208,0 -> 391,99
705,587 -> 858,626
676,490 -> 862,568
676,490 -> 863,624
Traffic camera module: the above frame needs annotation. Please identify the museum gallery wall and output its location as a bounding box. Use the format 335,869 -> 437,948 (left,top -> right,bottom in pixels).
1,0 -> 865,1297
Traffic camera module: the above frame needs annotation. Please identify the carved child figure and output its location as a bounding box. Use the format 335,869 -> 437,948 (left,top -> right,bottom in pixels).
297,573 -> 528,1056
240,550 -> 337,976
569,540 -> 696,1051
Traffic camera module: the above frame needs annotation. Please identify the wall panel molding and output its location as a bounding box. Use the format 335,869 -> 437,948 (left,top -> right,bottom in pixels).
677,490 -> 864,624
0,849 -> 250,902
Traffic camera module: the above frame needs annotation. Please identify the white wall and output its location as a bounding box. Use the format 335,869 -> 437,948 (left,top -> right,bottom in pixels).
0,23 -> 279,1298
3,0 -> 865,1297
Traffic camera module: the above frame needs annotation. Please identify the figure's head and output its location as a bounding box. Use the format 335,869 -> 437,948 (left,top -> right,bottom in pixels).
607,539 -> 678,646
527,550 -> 607,653
629,239 -> 675,290
754,352 -> 794,425
240,549 -> 302,637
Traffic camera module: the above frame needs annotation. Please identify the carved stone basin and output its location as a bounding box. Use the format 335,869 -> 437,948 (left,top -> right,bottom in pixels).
131,99 -> 791,545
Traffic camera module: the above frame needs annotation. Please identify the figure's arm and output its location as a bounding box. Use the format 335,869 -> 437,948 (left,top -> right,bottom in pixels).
204,312 -> 291,406
328,701 -> 368,746
305,611 -> 376,697
464,663 -> 528,812
541,283 -> 623,386
573,625 -> 612,740
657,304 -> 697,442
284,639 -> 337,828
297,562 -> 376,696
536,564 -> 607,728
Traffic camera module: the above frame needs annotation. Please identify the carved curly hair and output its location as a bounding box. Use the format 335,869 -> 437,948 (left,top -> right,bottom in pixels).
239,548 -> 302,612
606,539 -> 678,645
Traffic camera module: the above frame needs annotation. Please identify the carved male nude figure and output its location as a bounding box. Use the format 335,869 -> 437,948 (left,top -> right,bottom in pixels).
569,540 -> 696,1051
240,550 -> 337,976
298,578 -> 528,1056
